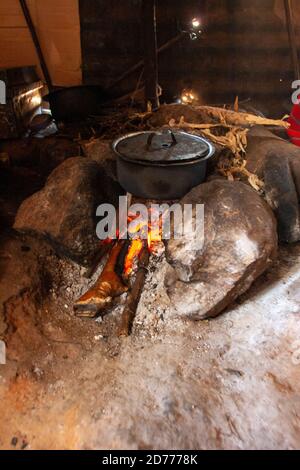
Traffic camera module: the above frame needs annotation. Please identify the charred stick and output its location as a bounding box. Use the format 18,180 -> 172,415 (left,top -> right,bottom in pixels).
74,241 -> 128,318
114,239 -> 132,279
118,243 -> 150,336
114,193 -> 133,279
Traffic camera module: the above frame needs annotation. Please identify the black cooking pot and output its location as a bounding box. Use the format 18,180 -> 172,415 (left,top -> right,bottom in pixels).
44,85 -> 111,122
112,130 -> 215,200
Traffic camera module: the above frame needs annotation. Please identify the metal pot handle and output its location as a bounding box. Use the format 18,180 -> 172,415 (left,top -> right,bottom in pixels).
146,131 -> 177,150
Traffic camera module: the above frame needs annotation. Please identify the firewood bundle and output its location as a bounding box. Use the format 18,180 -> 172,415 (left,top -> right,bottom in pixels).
167,105 -> 289,157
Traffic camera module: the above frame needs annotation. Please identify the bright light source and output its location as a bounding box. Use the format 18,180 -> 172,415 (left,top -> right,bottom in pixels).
192,18 -> 200,28
181,89 -> 198,104
31,95 -> 42,107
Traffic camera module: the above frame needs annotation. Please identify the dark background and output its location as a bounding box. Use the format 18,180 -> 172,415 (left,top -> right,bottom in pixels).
79,0 -> 297,117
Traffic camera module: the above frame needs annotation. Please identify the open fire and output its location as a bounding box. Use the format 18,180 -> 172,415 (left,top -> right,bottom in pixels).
124,209 -> 163,276
74,204 -> 164,332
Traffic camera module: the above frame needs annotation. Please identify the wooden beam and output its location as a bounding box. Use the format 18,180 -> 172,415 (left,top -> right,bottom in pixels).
284,0 -> 300,81
142,0 -> 159,110
19,0 -> 53,90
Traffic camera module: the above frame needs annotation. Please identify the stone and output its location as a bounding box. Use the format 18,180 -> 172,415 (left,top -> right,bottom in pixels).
0,138 -> 40,167
0,136 -> 81,176
149,104 -> 214,128
14,157 -> 125,266
246,127 -> 300,243
264,153 -> 300,243
37,137 -> 82,176
81,138 -> 118,181
165,179 -> 277,320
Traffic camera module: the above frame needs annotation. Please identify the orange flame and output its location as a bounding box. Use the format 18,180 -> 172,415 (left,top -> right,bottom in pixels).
124,239 -> 144,276
123,211 -> 162,276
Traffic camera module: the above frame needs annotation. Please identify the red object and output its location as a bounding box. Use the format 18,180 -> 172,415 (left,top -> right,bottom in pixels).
287,104 -> 300,147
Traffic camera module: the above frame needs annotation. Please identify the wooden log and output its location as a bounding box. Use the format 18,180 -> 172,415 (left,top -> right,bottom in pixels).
74,241 -> 128,318
190,106 -> 290,128
118,243 -> 150,336
142,0 -> 159,110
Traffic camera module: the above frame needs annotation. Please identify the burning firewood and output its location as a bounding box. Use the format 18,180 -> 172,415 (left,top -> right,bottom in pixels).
74,241 -> 128,318
118,243 -> 150,336
114,239 -> 132,280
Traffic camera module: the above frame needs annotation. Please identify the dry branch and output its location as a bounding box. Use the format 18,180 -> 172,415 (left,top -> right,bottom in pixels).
193,105 -> 290,129
217,155 -> 265,193
169,117 -> 248,156
168,112 -> 266,191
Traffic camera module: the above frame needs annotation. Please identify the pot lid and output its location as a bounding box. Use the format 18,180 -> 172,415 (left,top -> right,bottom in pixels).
112,130 -> 213,165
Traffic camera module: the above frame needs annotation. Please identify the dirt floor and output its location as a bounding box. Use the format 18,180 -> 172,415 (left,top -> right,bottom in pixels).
0,227 -> 300,450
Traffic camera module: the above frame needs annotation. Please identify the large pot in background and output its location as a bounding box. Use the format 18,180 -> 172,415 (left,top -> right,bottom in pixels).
112,130 -> 215,200
44,85 -> 111,122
